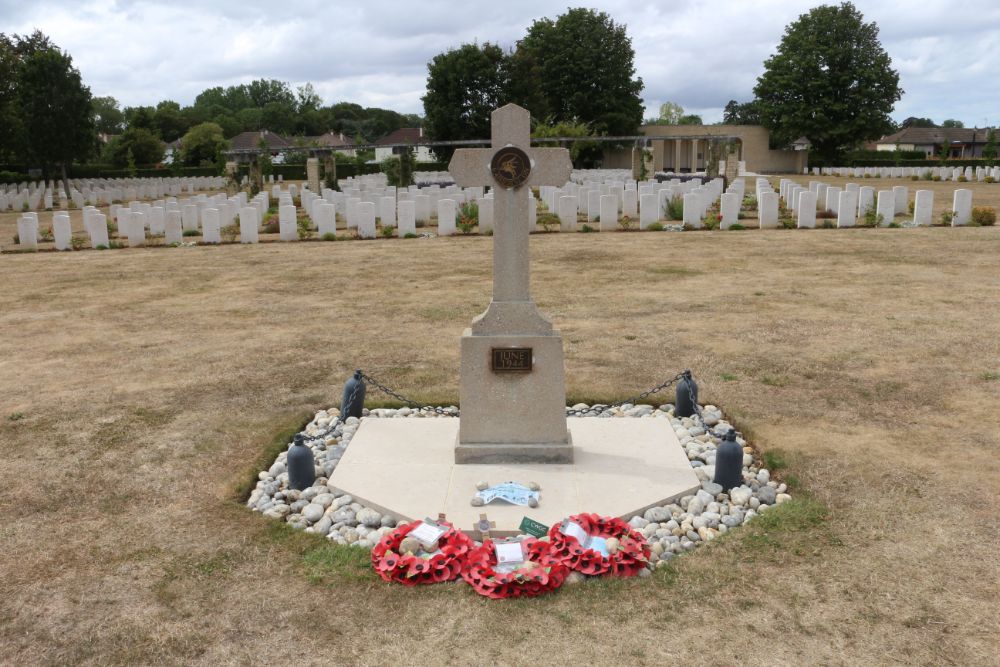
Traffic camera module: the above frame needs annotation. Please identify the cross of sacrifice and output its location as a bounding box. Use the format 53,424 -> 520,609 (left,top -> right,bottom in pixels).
448,104 -> 572,335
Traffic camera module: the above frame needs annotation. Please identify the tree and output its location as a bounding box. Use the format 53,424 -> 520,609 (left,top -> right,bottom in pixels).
517,8 -> 644,135
179,122 -> 227,166
0,34 -> 21,162
296,83 -> 322,113
422,42 -> 511,159
723,99 -> 761,125
16,41 -> 94,196
153,100 -> 189,142
91,96 -> 125,134
941,119 -> 964,128
532,119 -> 600,166
678,114 -> 703,125
645,102 -> 684,125
753,2 -> 901,162
983,129 -> 997,165
124,105 -> 157,132
103,127 -> 163,166
900,116 -> 936,129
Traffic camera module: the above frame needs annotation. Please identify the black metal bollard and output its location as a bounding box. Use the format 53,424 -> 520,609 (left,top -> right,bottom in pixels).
713,429 -> 743,490
341,369 -> 366,419
287,434 -> 315,490
674,369 -> 698,418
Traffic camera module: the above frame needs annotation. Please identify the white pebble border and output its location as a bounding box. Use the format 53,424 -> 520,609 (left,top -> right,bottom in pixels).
246,402 -> 792,573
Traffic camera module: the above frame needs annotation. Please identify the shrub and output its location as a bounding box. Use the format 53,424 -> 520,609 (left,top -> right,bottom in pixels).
957,175 -> 968,182
261,218 -> 279,234
221,224 -> 240,243
108,241 -> 125,249
888,221 -> 901,228
646,222 -> 664,231
932,175 -> 941,181
96,244 -> 109,250
296,217 -> 314,240
457,201 -> 478,234
863,173 -> 872,178
938,210 -> 954,226
729,223 -> 746,230
741,195 -> 757,212
70,235 -> 86,251
580,224 -> 596,233
970,206 -> 996,226
321,232 -> 337,241
536,212 -> 559,232
12,234 -> 19,244
820,220 -> 835,229
860,205 -> 881,228
618,215 -> 634,231
816,210 -> 836,219
910,175 -> 919,181
403,232 -> 418,239
703,212 -> 720,230
39,227 -> 54,242
182,229 -> 199,237
379,225 -> 394,238
663,195 -> 684,221
986,176 -> 996,184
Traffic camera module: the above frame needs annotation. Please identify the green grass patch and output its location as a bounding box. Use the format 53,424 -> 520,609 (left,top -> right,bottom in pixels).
645,266 -> 702,277
7,412 -> 24,421
301,543 -> 373,584
980,371 -> 999,381
230,411 -> 312,503
762,449 -> 788,471
719,373 -> 737,382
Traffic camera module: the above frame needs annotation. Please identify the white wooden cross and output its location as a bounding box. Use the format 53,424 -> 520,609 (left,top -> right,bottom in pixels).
449,104 -> 571,334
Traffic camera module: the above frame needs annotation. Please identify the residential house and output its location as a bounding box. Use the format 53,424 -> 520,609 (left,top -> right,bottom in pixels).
876,127 -> 995,158
374,128 -> 436,163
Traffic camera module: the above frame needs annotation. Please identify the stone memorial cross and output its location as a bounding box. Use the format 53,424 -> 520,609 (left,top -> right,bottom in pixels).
448,104 -> 574,464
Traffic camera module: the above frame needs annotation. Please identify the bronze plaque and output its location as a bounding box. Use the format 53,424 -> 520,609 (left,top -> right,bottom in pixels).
491,347 -> 533,373
490,146 -> 531,189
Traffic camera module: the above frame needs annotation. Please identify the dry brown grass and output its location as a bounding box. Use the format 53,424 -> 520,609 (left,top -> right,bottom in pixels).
1,177 -> 999,665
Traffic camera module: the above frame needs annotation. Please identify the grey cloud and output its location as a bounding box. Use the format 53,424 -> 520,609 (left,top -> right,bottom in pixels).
2,0 -> 998,125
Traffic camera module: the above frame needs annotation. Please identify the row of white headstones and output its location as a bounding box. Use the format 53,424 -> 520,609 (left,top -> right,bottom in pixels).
9,177 -> 986,251
778,179 -> 976,227
810,165 -> 1000,182
0,177 -> 227,212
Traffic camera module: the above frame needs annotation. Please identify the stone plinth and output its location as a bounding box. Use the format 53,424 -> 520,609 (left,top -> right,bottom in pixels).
457,330 -> 572,464
328,417 -> 700,537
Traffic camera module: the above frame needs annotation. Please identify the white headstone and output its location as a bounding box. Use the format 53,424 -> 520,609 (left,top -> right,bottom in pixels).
758,191 -> 779,229
719,192 -> 739,230
397,200 -> 416,236
437,198 -> 456,236
797,191 -> 817,228
682,192 -> 701,228
181,204 -> 198,231
951,189 -> 972,226
165,210 -> 183,245
315,201 -> 336,236
379,196 -> 396,227
202,208 -> 221,243
837,189 -> 858,228
279,204 -> 297,241
357,201 -> 376,238
876,190 -> 895,226
913,190 -> 933,226
892,186 -> 908,215
127,211 -> 146,247
558,195 -> 577,232
599,194 -> 617,231
478,197 -> 494,233
52,213 -> 72,250
239,206 -> 259,243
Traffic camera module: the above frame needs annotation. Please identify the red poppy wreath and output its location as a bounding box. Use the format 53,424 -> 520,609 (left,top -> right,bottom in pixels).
371,519 -> 474,585
460,537 -> 569,599
547,513 -> 650,577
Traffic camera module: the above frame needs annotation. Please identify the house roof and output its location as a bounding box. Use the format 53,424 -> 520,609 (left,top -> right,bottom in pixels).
374,127 -> 423,145
229,130 -> 291,151
878,127 -> 993,145
308,131 -> 356,148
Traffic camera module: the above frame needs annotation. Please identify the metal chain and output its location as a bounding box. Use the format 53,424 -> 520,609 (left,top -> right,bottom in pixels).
359,372 -> 454,416
564,371 -> 687,417
299,368 -> 719,442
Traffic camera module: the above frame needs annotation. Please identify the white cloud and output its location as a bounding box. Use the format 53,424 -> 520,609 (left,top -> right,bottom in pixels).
2,0 -> 998,126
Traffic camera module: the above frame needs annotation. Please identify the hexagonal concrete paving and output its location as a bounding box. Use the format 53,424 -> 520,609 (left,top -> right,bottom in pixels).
328,416 -> 700,537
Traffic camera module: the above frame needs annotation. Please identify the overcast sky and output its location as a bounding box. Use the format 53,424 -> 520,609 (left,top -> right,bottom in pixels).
3,0 -> 999,127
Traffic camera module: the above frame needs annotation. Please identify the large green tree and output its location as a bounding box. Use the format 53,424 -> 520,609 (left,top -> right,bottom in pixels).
91,95 -> 125,134
16,40 -> 94,196
753,2 -> 901,162
102,126 -> 163,166
0,34 -> 21,162
723,99 -> 761,125
422,42 -> 511,159
179,122 -> 227,166
517,8 -> 644,135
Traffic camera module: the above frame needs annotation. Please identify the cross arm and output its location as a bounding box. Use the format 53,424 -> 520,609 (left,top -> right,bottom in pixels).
448,148 -> 494,188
